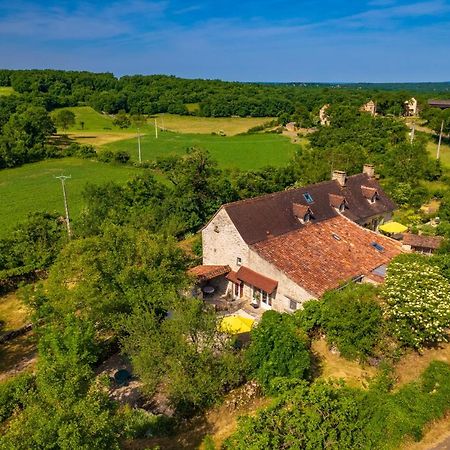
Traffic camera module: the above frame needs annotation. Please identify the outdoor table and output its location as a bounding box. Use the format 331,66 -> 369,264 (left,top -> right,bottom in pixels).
202,286 -> 215,295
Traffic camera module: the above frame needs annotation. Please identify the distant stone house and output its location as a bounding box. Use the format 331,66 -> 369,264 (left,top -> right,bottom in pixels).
285,122 -> 297,132
319,104 -> 330,126
360,100 -> 377,116
404,97 -> 418,116
196,165 -> 401,313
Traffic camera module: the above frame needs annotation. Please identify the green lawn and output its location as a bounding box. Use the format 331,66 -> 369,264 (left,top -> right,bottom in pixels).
0,87 -> 15,96
104,131 -> 298,169
0,158 -> 141,237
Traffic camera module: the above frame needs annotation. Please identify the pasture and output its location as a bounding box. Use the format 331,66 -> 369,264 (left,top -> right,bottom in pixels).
0,158 -> 140,237
104,131 -> 297,170
155,113 -> 274,135
54,107 -> 275,147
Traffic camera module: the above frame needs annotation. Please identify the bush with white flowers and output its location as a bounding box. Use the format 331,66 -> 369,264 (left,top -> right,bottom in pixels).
383,260 -> 450,348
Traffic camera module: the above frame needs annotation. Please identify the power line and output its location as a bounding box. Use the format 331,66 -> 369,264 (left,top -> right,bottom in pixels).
55,175 -> 72,238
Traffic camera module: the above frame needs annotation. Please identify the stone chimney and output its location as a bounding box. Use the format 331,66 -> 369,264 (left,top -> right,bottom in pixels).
363,164 -> 375,178
332,170 -> 347,187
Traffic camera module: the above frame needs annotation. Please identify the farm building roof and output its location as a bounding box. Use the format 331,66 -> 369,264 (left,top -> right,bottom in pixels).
251,216 -> 402,297
428,99 -> 450,109
402,234 -> 443,250
188,265 -> 230,281
222,173 -> 395,245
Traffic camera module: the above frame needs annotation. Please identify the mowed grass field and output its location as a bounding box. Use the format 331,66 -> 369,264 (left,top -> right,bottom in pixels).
155,113 -> 274,135
0,158 -> 140,237
55,107 -> 276,146
104,131 -> 297,169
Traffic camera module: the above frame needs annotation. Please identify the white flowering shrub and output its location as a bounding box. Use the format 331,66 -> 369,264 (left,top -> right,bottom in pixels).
383,260 -> 450,348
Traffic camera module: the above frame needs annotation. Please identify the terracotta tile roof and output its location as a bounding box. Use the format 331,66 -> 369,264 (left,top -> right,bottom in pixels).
402,234 -> 444,250
188,265 -> 230,281
252,216 -> 402,297
236,266 -> 278,294
223,173 -> 395,245
226,270 -> 241,284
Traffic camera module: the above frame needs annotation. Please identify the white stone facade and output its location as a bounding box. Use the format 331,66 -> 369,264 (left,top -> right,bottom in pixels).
202,208 -> 315,312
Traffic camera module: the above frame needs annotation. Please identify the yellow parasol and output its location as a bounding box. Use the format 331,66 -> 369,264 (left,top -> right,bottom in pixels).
219,315 -> 255,334
378,221 -> 408,234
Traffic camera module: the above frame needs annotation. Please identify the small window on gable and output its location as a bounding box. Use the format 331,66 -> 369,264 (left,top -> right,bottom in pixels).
236,257 -> 242,266
214,225 -> 219,233
303,192 -> 314,204
289,298 -> 298,311
303,213 -> 311,223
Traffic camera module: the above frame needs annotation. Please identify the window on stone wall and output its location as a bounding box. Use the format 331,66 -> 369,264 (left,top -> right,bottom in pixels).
289,298 -> 298,310
236,257 -> 242,266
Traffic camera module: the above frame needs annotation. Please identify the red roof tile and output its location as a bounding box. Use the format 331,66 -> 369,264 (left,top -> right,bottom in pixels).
236,266 -> 278,294
188,265 -> 230,281
252,216 -> 402,297
226,270 -> 241,284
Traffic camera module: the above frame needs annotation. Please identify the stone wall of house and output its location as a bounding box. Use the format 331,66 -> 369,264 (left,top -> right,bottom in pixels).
202,208 -> 249,270
247,248 -> 316,312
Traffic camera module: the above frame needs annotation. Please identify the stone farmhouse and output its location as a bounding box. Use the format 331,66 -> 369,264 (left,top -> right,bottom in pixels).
404,97 -> 418,116
192,165 -> 402,313
360,100 -> 377,116
319,104 -> 330,126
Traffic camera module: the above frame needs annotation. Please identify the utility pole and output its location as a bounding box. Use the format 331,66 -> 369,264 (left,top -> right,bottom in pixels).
137,127 -> 142,163
55,175 -> 72,238
154,118 -> 158,139
437,119 -> 444,160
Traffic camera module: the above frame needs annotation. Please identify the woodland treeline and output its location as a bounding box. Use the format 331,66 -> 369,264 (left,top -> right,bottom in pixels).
1,69 -> 449,118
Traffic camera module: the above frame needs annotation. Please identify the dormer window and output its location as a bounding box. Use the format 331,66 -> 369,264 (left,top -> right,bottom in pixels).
329,194 -> 347,212
292,203 -> 313,224
361,186 -> 378,204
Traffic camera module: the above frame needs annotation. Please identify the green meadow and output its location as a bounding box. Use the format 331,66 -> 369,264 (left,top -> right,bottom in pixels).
0,158 -> 140,237
0,108 -> 298,234
104,131 -> 297,170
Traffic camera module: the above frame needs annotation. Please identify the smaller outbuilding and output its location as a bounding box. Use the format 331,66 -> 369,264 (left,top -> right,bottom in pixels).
402,234 -> 444,255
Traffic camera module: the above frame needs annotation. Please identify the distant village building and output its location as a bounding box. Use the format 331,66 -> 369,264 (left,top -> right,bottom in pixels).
428,99 -> 450,110
404,97 -> 418,116
401,234 -> 443,255
360,100 -> 376,116
191,165 -> 401,312
319,104 -> 330,126
285,122 -> 297,132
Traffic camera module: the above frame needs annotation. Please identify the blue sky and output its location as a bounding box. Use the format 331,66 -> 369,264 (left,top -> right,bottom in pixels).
0,0 -> 449,82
